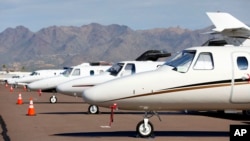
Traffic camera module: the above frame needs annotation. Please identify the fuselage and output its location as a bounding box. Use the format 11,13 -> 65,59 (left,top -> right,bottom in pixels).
7,69 -> 64,85
56,61 -> 164,97
27,65 -> 110,92
4,72 -> 31,84
83,46 -> 250,111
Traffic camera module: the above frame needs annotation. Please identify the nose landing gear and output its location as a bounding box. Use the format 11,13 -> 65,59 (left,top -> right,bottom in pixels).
50,95 -> 57,103
88,105 -> 99,114
136,118 -> 154,137
136,111 -> 161,138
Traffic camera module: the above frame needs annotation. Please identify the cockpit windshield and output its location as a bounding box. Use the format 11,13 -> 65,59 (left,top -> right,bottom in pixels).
62,68 -> 73,77
30,71 -> 39,76
107,63 -> 124,76
164,50 -> 196,73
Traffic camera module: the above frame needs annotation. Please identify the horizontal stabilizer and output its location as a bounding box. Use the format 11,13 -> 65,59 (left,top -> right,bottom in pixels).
135,50 -> 171,61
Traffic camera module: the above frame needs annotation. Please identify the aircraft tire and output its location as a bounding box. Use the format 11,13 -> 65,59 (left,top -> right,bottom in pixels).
136,120 -> 154,138
88,105 -> 99,114
50,96 -> 57,104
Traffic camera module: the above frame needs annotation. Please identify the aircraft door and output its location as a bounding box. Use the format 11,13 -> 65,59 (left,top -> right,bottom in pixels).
231,52 -> 250,103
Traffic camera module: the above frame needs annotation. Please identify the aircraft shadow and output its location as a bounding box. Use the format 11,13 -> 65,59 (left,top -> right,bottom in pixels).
28,101 -> 84,104
39,111 -> 146,115
53,130 -> 229,138
39,111 -> 186,115
39,112 -> 87,115
190,111 -> 250,121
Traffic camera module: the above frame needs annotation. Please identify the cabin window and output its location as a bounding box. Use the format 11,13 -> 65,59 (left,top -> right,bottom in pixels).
237,57 -> 248,70
90,70 -> 94,76
193,53 -> 214,70
72,69 -> 80,76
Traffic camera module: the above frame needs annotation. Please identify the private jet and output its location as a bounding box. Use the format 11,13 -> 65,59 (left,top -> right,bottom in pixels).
27,62 -> 111,103
7,69 -> 64,88
82,12 -> 250,137
56,50 -> 170,113
1,71 -> 31,84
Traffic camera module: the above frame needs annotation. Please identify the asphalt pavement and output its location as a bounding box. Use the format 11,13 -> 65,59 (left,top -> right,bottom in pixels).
0,84 -> 249,141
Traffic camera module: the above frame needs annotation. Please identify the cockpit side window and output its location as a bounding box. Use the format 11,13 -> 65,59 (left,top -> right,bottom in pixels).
124,63 -> 136,74
237,57 -> 248,70
193,52 -> 214,70
72,69 -> 80,76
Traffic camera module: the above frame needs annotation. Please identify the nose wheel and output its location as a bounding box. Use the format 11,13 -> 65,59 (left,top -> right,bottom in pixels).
136,119 -> 154,137
88,105 -> 99,114
136,111 -> 161,138
50,95 -> 57,103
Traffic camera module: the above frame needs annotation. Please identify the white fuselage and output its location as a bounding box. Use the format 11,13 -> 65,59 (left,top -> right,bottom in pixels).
27,65 -> 110,91
7,69 -> 64,85
56,61 -> 164,97
2,72 -> 31,83
83,46 -> 250,111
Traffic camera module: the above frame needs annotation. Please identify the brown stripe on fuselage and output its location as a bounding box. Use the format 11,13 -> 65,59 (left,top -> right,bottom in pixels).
103,80 -> 249,103
72,85 -> 95,87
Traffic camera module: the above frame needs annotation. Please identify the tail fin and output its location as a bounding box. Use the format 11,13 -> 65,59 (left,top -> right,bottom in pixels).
207,12 -> 250,46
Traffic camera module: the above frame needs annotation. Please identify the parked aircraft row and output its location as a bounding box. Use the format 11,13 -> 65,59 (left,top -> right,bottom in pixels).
81,12 -> 250,137
3,12 -> 249,138
27,50 -> 170,105
28,62 -> 112,103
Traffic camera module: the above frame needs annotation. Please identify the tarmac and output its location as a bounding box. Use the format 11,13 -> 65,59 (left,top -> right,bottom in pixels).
0,83 -> 249,141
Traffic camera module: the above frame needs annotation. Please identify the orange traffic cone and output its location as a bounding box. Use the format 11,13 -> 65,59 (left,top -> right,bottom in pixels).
5,83 -> 8,88
16,93 -> 23,105
27,98 -> 36,116
10,86 -> 13,92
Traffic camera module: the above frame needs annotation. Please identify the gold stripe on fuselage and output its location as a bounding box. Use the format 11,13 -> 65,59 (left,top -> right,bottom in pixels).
104,81 -> 249,102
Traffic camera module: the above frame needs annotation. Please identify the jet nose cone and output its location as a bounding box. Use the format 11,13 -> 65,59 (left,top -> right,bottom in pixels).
82,88 -> 96,104
56,83 -> 67,94
27,83 -> 37,90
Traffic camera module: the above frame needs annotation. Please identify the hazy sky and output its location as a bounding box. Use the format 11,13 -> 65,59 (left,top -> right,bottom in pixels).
0,0 -> 249,32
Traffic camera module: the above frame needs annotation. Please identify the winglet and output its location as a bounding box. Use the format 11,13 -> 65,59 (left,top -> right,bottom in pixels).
207,12 -> 250,32
206,12 -> 250,46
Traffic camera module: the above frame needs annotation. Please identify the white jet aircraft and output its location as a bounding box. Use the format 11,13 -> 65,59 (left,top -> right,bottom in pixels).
27,62 -> 111,103
56,50 -> 170,113
1,71 -> 31,84
82,12 -> 250,137
7,69 -> 64,87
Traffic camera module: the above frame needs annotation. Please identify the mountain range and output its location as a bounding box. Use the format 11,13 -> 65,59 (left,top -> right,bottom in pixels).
0,23 -> 213,71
